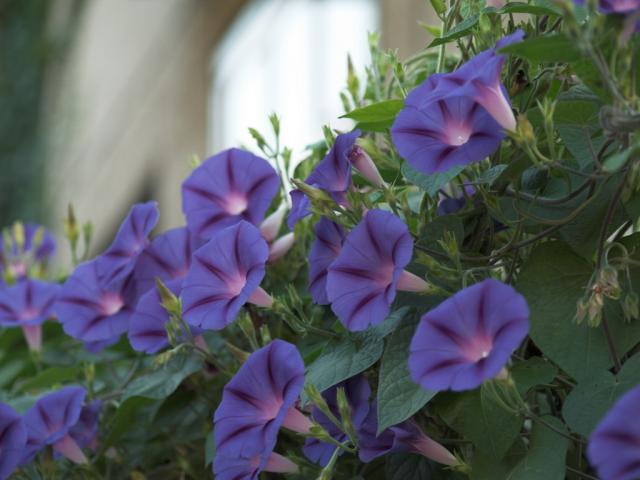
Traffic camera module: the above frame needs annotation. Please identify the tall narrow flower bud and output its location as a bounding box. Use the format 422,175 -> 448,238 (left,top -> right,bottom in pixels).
348,145 -> 386,187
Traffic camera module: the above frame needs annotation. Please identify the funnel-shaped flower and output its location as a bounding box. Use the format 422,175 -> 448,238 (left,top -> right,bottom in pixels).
392,88 -> 504,175
287,130 -> 360,229
22,386 -> 88,465
326,209 -> 414,331
182,149 -> 279,239
308,218 -> 346,305
0,279 -> 59,327
0,279 -> 60,351
95,202 -> 159,287
56,260 -> 134,342
133,226 -> 202,297
409,278 -> 529,392
588,384 -> 640,480
182,221 -> 270,330
129,279 -> 189,353
68,401 -> 101,452
213,340 -> 308,478
358,405 -> 456,466
0,403 -> 26,480
391,31 -> 523,175
303,375 -> 371,466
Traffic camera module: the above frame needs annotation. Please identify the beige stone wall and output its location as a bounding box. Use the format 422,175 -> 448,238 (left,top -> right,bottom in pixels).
43,0 -> 434,258
44,0 -> 247,254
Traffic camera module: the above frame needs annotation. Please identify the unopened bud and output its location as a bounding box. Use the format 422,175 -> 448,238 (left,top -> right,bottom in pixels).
64,205 -> 79,250
268,232 -> 295,263
156,278 -> 181,318
516,114 -> 535,143
291,179 -> 333,203
598,266 -> 621,299
13,222 -> 25,253
588,293 -> 604,327
336,387 -> 358,444
348,145 -> 386,187
575,297 -> 589,324
260,207 -> 287,243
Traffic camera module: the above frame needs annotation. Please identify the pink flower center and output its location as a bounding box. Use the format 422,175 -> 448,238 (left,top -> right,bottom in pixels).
376,262 -> 395,287
462,335 -> 494,362
226,273 -> 247,297
225,194 -> 249,216
9,261 -> 27,278
19,307 -> 40,322
444,123 -> 472,146
101,293 -> 124,316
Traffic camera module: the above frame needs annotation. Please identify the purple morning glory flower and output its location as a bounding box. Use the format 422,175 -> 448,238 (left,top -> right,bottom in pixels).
129,279 -> 191,353
357,404 -> 457,466
287,130 -> 361,229
308,218 -> 346,305
182,221 -> 271,330
22,386 -> 89,465
303,375 -> 371,466
391,31 -> 524,175
409,278 -> 529,392
182,148 -> 279,239
213,340 -> 309,478
68,400 -> 101,452
574,0 -> 640,13
0,403 -> 26,480
213,452 -> 299,480
391,85 -> 505,175
0,223 -> 56,280
0,279 -> 60,351
95,201 -> 159,288
326,209 -> 428,331
588,384 -> 640,480
56,259 -> 134,343
133,226 -> 202,297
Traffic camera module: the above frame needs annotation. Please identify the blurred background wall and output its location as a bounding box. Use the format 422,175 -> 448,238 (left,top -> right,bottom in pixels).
0,0 -> 434,259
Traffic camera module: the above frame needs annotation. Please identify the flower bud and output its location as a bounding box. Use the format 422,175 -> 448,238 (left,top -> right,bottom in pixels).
268,232 -> 295,263
156,278 -> 181,318
260,207 -> 287,243
348,145 -> 386,187
623,292 -> 639,322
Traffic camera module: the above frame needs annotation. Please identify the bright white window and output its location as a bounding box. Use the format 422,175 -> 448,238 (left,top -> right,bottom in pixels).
209,0 -> 378,161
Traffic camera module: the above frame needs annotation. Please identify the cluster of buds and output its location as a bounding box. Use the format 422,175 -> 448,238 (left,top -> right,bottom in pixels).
576,266 -> 622,327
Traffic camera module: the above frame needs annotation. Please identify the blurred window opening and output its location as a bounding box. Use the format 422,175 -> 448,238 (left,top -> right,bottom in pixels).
209,0 -> 378,163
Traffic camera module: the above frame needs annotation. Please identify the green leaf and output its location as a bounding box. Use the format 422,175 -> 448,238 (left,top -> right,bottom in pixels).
304,310 -> 409,398
435,385 -> 522,460
103,396 -> 156,448
15,366 -> 81,392
418,214 -> 465,254
554,99 -> 604,168
562,354 -> 640,437
385,454 -> 465,480
507,417 -> 569,480
428,15 -> 479,47
510,357 -> 557,396
401,162 -> 463,197
499,34 -> 581,63
516,241 -> 640,381
340,99 -> 404,132
377,313 -> 436,433
492,2 -> 560,15
122,349 -> 203,401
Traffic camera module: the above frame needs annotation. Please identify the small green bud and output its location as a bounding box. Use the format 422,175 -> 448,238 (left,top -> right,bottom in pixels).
516,114 -> 535,143
156,278 -> 181,318
290,179 -> 333,203
248,127 -> 268,151
12,222 -> 25,253
599,266 -> 621,299
429,0 -> 447,16
322,125 -> 335,148
63,204 -> 80,251
268,113 -> 280,137
336,387 -> 358,445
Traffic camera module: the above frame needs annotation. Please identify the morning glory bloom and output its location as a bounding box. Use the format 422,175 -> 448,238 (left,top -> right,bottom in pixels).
0,222 -> 56,280
182,148 -> 279,239
588,384 -> 640,480
303,375 -> 371,466
358,404 -> 457,466
56,259 -> 134,343
0,279 -> 60,351
391,84 -> 505,174
391,31 -> 524,175
574,0 -> 640,13
182,221 -> 271,330
22,386 -> 88,465
129,279 -> 189,353
0,403 -> 26,480
409,278 -> 529,392
308,218 -> 346,305
288,130 -> 385,229
95,201 -> 159,288
133,226 -> 202,297
327,209 -> 430,331
68,401 -> 101,452
213,340 -> 309,478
